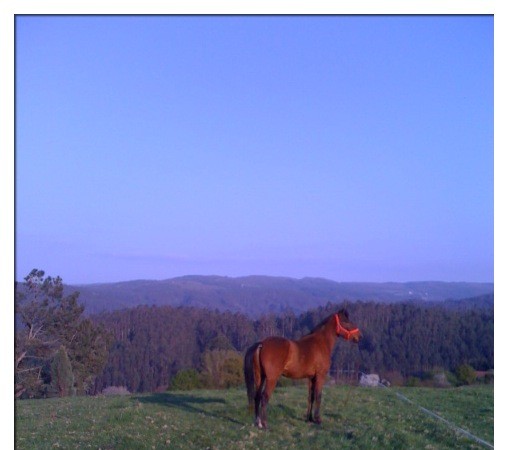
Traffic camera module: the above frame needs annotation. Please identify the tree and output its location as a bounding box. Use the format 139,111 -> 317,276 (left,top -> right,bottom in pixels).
15,269 -> 66,398
15,269 -> 110,398
68,318 -> 111,395
50,346 -> 75,397
92,299 -> 493,394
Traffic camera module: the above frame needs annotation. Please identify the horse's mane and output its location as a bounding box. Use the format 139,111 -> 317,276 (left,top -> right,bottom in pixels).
308,317 -> 331,335
307,309 -> 349,335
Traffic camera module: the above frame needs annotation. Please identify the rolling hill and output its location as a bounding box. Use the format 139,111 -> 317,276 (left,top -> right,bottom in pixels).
68,275 -> 494,317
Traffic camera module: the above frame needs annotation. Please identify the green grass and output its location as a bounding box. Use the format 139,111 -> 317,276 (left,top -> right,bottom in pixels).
15,384 -> 493,449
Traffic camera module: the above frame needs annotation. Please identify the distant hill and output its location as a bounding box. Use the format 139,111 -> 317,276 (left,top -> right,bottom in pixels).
68,275 -> 494,317
438,293 -> 494,310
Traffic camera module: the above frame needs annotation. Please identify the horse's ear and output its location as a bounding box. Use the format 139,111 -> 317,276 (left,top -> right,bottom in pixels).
338,308 -> 349,319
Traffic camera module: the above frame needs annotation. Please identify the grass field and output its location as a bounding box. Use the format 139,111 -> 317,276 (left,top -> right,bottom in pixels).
15,384 -> 493,449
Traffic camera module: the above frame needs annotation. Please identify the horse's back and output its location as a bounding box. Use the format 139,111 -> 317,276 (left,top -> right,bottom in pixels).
258,334 -> 332,380
260,336 -> 291,357
259,336 -> 291,377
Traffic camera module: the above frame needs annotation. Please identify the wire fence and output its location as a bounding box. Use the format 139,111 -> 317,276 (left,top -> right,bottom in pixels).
355,371 -> 494,449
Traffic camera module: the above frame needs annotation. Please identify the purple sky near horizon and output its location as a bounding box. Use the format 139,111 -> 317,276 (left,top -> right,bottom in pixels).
15,15 -> 493,284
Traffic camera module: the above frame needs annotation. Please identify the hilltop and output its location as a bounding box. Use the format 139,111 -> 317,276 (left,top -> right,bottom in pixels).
69,275 -> 494,316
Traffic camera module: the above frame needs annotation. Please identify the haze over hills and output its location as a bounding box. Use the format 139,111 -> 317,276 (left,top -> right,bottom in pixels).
68,275 -> 494,317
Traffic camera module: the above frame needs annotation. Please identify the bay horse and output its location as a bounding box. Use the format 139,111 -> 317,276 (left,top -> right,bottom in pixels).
244,309 -> 360,428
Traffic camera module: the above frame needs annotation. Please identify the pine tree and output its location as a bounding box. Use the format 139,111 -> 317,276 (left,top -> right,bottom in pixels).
50,345 -> 75,397
15,269 -> 110,398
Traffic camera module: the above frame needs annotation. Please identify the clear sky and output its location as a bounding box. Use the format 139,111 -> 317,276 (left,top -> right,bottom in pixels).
15,15 -> 494,284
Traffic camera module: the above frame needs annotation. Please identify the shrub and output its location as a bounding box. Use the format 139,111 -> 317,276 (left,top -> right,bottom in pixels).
405,376 -> 421,387
50,346 -> 75,397
222,355 -> 244,388
444,371 -> 459,387
484,372 -> 494,384
200,350 -> 244,389
170,369 -> 203,391
455,364 -> 477,386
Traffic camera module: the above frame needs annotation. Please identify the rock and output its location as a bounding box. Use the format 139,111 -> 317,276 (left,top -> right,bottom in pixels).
359,373 -> 380,387
433,372 -> 451,387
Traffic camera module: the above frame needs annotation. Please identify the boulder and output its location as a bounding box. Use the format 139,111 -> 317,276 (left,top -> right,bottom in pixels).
359,373 -> 380,387
433,372 -> 451,388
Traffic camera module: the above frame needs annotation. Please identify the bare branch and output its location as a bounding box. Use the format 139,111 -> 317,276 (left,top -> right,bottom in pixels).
16,366 -> 43,374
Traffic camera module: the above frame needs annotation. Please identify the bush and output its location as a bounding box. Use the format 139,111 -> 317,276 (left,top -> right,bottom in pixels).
200,350 -> 244,389
444,371 -> 459,387
170,369 -> 203,391
484,372 -> 494,384
455,364 -> 477,386
405,376 -> 421,387
50,346 -> 75,397
222,355 -> 244,388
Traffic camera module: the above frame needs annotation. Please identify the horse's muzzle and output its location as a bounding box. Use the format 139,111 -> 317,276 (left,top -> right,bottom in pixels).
351,330 -> 362,343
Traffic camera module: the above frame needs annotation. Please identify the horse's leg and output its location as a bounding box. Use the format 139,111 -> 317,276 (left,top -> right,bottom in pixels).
254,375 -> 266,428
306,377 -> 316,422
260,377 -> 278,429
311,375 -> 325,425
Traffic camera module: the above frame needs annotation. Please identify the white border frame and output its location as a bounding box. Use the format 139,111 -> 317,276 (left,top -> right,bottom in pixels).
2,2 -> 502,448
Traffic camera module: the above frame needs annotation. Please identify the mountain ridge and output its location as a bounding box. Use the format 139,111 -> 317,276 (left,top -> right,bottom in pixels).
67,275 -> 494,317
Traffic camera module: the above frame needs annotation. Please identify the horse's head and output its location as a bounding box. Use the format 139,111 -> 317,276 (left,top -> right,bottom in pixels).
335,309 -> 361,343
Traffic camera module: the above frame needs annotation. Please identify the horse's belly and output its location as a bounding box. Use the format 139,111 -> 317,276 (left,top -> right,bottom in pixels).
282,351 -> 316,379
282,368 -> 310,379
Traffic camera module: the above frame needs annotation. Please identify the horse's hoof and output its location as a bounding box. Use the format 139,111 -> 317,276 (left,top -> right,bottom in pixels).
307,417 -> 321,425
255,418 -> 265,429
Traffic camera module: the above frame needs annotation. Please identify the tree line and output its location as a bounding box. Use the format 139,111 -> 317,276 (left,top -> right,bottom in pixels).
15,270 -> 494,398
93,297 -> 493,394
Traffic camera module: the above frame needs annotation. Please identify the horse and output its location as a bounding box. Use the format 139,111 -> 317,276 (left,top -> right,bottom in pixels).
243,309 -> 361,429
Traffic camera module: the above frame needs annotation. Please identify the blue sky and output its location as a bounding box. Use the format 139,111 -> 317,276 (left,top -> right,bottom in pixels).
15,15 -> 493,284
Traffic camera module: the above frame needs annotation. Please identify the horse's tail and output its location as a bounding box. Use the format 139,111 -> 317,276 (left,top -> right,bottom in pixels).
244,342 -> 262,411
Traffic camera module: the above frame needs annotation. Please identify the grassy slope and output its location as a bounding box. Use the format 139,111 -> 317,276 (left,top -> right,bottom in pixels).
15,385 -> 493,449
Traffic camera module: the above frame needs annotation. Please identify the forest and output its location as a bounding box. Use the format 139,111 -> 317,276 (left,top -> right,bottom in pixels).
92,299 -> 493,394
15,270 -> 494,399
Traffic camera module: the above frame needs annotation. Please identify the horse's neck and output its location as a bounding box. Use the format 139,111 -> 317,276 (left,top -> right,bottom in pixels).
313,320 -> 337,354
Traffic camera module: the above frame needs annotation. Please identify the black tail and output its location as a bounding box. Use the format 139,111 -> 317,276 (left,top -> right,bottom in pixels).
244,342 -> 261,411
